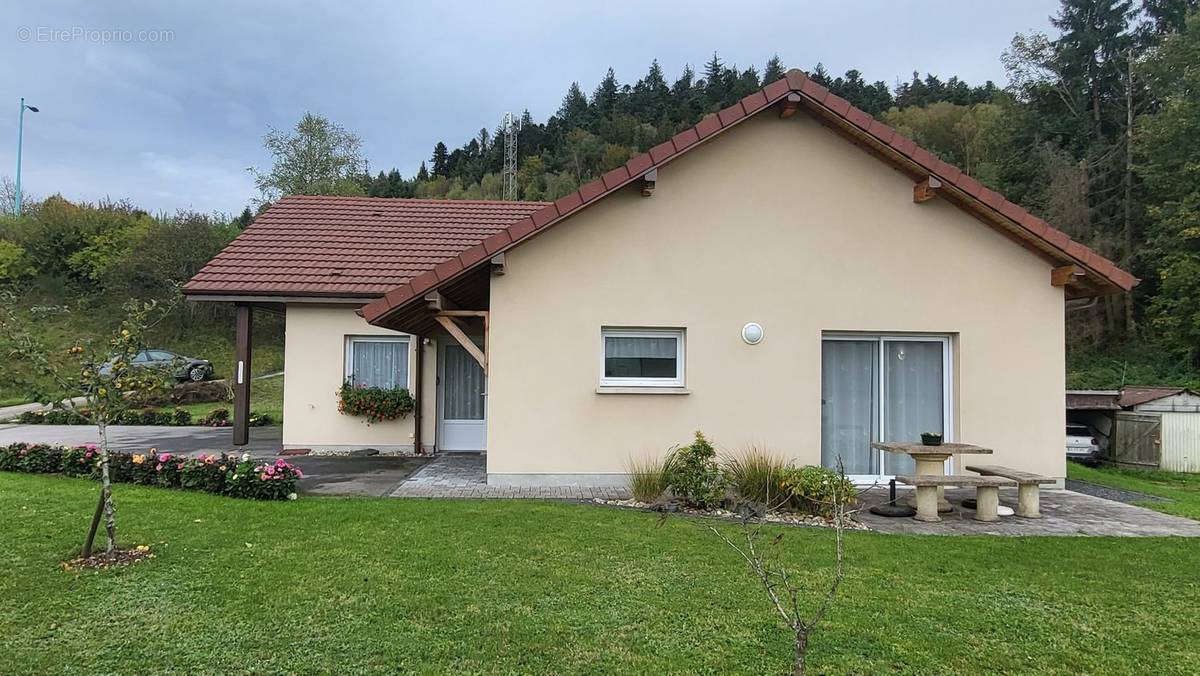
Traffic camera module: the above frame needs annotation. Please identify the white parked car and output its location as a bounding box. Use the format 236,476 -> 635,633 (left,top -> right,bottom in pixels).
1066,424 -> 1100,461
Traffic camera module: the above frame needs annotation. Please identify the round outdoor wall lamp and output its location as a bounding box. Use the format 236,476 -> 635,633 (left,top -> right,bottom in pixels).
741,322 -> 764,345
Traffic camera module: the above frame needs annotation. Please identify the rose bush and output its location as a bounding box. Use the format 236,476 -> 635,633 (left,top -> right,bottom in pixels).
0,444 -> 300,501
224,457 -> 302,501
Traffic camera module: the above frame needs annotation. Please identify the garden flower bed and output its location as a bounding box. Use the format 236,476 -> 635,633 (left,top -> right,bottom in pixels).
0,443 -> 301,500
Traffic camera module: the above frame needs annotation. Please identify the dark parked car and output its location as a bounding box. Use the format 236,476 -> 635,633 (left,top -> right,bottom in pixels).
101,349 -> 214,382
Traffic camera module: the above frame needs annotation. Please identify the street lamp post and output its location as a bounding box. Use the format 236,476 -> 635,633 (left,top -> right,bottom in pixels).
15,97 -> 39,215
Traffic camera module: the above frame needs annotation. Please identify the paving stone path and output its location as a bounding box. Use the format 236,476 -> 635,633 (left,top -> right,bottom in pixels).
389,453 -> 631,500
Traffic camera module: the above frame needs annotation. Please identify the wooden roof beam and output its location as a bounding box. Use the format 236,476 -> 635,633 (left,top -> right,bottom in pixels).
914,176 -> 943,203
435,314 -> 487,373
779,93 -> 801,118
640,169 -> 657,197
1051,265 -> 1086,287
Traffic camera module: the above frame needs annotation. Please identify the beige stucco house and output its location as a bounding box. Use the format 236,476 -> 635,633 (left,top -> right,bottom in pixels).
185,70 -> 1135,487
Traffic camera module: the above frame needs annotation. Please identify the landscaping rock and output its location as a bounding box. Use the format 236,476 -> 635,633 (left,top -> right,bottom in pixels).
592,498 -> 870,531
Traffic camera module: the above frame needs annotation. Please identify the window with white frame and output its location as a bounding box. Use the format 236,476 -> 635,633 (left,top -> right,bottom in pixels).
345,336 -> 410,390
600,328 -> 685,387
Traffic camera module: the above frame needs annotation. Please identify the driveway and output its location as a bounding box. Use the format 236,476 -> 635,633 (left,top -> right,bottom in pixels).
0,423 -> 283,455
0,423 -> 427,496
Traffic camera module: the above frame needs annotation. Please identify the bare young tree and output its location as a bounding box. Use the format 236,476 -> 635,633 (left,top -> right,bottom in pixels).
699,461 -> 854,676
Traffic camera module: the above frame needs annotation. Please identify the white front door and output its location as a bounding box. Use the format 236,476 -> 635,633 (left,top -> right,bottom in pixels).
439,343 -> 487,451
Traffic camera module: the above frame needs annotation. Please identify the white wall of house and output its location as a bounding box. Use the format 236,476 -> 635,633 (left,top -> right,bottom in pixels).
486,111 -> 1066,483
282,304 -> 435,453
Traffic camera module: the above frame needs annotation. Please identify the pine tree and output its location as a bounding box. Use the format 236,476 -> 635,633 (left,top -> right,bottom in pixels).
592,68 -> 620,120
235,207 -> 254,229
416,161 -> 429,182
763,54 -> 786,83
703,52 -> 726,109
1051,0 -> 1136,138
558,82 -> 589,129
431,142 -> 450,176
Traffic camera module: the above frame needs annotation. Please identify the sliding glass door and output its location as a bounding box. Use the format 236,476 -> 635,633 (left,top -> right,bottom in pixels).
821,335 -> 950,479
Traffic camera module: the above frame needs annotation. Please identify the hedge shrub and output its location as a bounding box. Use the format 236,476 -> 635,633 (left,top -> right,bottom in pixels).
0,443 -> 302,500
14,406 -> 274,427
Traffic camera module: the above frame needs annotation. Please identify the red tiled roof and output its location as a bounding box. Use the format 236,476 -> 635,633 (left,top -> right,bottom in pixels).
183,196 -> 549,297
360,69 -> 1137,325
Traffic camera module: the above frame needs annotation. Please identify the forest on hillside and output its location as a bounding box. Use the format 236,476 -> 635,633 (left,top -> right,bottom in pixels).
2,0 -> 1199,397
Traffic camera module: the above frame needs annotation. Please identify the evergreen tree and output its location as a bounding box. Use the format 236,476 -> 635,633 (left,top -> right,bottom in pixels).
558,82 -> 589,129
430,142 -> 450,176
763,54 -> 786,83
1141,0 -> 1200,34
702,52 -> 727,109
234,207 -> 254,229
592,68 -> 621,120
416,161 -> 429,182
1051,0 -> 1137,138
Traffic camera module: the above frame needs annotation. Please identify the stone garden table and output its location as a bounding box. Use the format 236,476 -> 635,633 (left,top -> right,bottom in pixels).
871,442 -> 993,512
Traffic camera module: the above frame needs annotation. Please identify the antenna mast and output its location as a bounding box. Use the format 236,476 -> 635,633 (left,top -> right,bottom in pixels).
502,112 -> 522,200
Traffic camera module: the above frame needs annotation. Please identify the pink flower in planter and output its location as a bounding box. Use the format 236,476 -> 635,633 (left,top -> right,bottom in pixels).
265,466 -> 275,476
156,463 -> 163,471
85,451 -> 93,459
295,469 -> 304,478
158,453 -> 170,463
85,444 -> 98,451
259,473 -> 268,481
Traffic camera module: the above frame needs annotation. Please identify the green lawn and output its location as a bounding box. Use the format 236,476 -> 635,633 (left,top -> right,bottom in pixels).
1068,462 -> 1200,520
2,474 -> 1198,673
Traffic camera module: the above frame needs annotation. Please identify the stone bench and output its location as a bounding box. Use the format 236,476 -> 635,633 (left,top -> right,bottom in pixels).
896,474 -> 1016,523
966,465 -> 1056,519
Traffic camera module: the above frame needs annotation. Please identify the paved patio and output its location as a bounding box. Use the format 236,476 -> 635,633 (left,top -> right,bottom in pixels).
389,453 -> 631,499
858,486 -> 1200,536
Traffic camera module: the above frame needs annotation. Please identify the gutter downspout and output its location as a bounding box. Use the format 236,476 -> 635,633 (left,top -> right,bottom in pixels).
413,336 -> 424,455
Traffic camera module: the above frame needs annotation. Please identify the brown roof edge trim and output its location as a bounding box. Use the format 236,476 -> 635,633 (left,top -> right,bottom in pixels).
785,82 -> 1138,294
362,70 -> 1137,325
359,88 -> 794,325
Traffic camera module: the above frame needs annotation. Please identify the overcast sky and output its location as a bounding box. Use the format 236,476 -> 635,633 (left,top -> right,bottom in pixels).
2,1 -> 1062,216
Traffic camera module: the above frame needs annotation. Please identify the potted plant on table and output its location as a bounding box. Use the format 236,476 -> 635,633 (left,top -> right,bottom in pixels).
920,431 -> 943,446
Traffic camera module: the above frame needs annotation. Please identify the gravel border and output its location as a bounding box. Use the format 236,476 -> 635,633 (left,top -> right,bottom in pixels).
1066,479 -> 1170,504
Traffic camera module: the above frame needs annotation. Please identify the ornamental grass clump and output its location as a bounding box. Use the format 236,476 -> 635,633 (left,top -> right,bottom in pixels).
626,451 -> 675,503
723,445 -> 789,509
338,381 -> 415,424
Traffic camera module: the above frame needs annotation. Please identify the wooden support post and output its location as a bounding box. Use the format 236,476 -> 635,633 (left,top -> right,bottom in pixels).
435,314 -> 487,373
233,303 -> 252,446
412,336 -> 424,454
779,92 -> 801,118
913,176 -> 942,203
1051,265 -> 1085,287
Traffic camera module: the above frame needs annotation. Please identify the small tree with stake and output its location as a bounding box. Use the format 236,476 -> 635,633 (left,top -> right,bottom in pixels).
0,291 -> 171,559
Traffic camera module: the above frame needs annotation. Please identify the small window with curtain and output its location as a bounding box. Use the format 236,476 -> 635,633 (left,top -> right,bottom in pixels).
600,328 -> 685,387
345,336 -> 410,390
